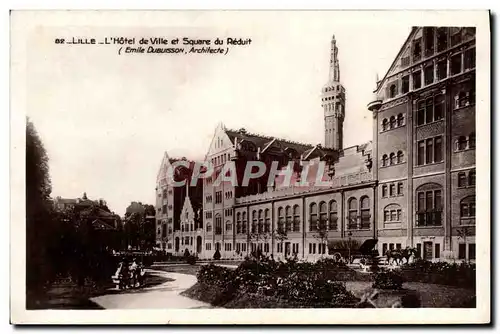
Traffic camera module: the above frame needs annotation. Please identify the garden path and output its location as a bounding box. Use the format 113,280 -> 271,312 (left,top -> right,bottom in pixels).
90,270 -> 213,309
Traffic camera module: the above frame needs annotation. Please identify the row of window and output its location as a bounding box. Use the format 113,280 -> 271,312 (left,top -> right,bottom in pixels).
224,243 -> 232,251
276,242 -> 300,254
382,182 -> 404,197
225,191 -> 233,199
388,45 -> 475,99
251,209 -> 271,234
235,242 -> 247,253
211,152 -> 232,167
251,243 -> 270,253
277,205 -> 301,232
215,191 -> 222,204
456,133 -> 475,151
224,208 -> 233,217
381,113 -> 405,132
309,201 -> 339,231
381,151 -> 405,167
181,237 -> 194,246
205,211 -> 213,219
308,243 -> 328,255
384,208 -> 402,223
416,185 -> 442,227
205,195 -> 213,203
417,136 -> 443,166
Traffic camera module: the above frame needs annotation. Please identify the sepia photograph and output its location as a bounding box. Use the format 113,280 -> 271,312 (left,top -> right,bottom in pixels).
10,10 -> 490,324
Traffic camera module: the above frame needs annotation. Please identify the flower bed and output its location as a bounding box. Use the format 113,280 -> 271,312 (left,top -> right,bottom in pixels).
192,258 -> 362,308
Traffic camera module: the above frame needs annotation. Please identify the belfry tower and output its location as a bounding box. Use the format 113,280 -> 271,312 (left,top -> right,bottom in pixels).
321,34 -> 345,150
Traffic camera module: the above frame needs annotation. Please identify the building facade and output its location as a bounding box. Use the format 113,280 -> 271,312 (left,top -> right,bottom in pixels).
155,27 -> 475,262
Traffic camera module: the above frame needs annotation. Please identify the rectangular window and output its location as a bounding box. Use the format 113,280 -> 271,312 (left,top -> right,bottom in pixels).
425,98 -> 434,124
468,243 -> 476,260
313,243 -> 316,254
384,211 -> 390,222
417,140 -> 425,165
397,183 -> 403,195
437,59 -> 447,80
396,243 -> 402,250
435,243 -> 441,259
451,28 -> 462,46
460,203 -> 469,217
426,138 -> 434,164
434,190 -> 442,210
424,64 -> 434,85
416,243 -> 422,258
382,185 -> 388,197
437,27 -> 448,52
402,75 -> 410,93
416,101 -> 425,126
424,27 -> 435,56
418,192 -> 425,211
390,184 -> 395,196
390,210 -> 397,221
458,243 -> 466,259
382,243 -> 388,255
451,53 -> 462,75
426,191 -> 433,211
389,243 -> 395,251
434,95 -> 444,121
413,39 -> 422,61
464,48 -> 475,70
413,71 -> 422,90
434,136 -> 443,162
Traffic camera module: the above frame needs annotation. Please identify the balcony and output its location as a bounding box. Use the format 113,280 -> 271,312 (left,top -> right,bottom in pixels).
416,211 -> 442,227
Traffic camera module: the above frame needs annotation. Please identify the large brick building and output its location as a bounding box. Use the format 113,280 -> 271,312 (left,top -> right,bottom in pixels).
155,27 -> 475,262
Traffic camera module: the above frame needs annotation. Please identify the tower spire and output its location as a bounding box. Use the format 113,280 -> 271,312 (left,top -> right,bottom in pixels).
322,34 -> 345,151
329,35 -> 340,82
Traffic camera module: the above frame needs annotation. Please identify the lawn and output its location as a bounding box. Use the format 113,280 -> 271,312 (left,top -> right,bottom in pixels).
153,264 -> 203,276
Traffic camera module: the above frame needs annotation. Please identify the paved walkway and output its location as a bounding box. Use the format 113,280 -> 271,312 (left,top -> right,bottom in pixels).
90,270 -> 213,309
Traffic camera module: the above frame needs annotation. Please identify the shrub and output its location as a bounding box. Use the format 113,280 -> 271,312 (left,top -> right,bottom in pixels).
213,249 -> 221,260
400,260 -> 475,289
373,270 -> 405,290
186,255 -> 197,265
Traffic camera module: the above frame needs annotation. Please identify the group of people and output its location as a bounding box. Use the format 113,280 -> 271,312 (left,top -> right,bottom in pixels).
112,258 -> 146,290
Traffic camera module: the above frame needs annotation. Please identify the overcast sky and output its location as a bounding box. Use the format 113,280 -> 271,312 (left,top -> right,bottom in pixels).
25,12 -> 412,215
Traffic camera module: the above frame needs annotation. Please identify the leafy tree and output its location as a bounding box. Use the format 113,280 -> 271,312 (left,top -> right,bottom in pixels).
313,218 -> 329,257
26,119 -> 56,291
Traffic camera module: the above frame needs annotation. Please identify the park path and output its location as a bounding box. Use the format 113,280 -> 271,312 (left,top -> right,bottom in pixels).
90,270 -> 213,309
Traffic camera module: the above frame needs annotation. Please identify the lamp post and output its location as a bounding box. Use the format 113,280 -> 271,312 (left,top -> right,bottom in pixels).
347,231 -> 353,264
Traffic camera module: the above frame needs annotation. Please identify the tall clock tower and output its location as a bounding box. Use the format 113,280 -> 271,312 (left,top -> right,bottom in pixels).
321,34 -> 345,150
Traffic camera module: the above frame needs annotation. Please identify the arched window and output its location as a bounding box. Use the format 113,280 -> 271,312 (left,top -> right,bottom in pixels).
360,196 -> 371,229
397,113 -> 404,127
309,203 -> 318,232
293,205 -> 300,232
382,118 -> 388,131
242,212 -> 247,233
225,220 -> 232,232
328,200 -> 338,231
397,151 -> 404,164
382,154 -> 388,167
389,84 -> 397,98
460,196 -> 476,221
416,183 -> 443,227
236,212 -> 241,234
347,198 -> 358,230
251,210 -> 257,234
319,202 -> 328,230
278,207 -> 284,232
389,152 -> 396,165
390,116 -> 396,129
457,136 -> 468,151
258,210 -> 263,234
469,132 -> 475,149
383,204 -> 402,225
285,206 -> 292,232
264,209 -> 270,233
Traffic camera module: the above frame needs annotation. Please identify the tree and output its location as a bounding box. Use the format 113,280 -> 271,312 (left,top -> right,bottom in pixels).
26,119 -> 56,292
313,218 -> 329,257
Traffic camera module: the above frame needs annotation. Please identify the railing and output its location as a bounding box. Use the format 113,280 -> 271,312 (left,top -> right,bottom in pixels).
415,211 -> 442,227
235,171 -> 373,204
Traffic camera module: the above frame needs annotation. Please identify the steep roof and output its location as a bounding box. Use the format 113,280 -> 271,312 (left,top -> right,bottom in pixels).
225,128 -> 314,154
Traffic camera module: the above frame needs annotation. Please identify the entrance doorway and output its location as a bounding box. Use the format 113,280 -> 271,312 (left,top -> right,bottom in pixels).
423,242 -> 433,260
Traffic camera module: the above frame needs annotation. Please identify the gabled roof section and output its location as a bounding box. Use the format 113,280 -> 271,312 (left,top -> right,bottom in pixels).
225,127 -> 314,155
375,27 -> 418,93
156,151 -> 172,184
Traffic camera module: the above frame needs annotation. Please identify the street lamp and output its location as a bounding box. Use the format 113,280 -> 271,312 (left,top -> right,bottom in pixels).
347,231 -> 353,264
